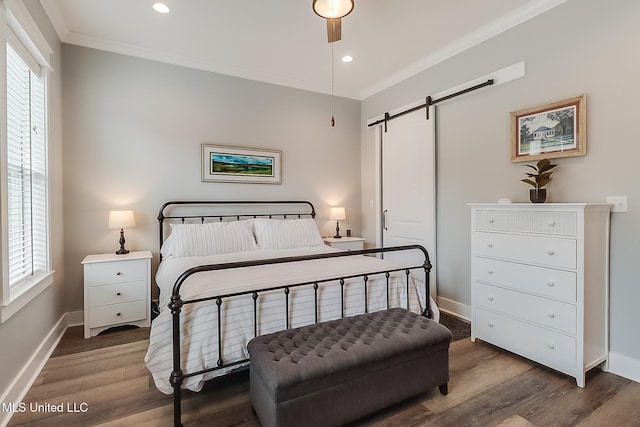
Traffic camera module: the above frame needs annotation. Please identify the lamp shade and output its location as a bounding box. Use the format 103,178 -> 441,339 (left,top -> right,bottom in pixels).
108,209 -> 136,229
329,207 -> 346,221
313,0 -> 354,19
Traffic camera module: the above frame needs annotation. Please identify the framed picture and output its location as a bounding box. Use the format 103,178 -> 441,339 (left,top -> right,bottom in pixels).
201,144 -> 282,184
511,94 -> 586,162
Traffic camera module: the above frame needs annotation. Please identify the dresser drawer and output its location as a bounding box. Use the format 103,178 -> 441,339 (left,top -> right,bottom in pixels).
474,283 -> 577,334
475,308 -> 576,376
474,232 -> 576,269
88,281 -> 147,307
88,300 -> 147,328
84,259 -> 147,286
473,258 -> 577,301
475,210 -> 577,236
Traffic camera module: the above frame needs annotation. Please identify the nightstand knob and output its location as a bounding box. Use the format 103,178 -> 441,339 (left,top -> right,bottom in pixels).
547,343 -> 555,350
546,249 -> 555,256
547,281 -> 555,287
488,218 -> 494,223
547,312 -> 556,318
116,292 -> 122,296
548,220 -> 556,227
487,269 -> 494,275
486,243 -> 493,248
116,272 -> 122,276
488,321 -> 494,327
116,312 -> 122,317
488,296 -> 494,301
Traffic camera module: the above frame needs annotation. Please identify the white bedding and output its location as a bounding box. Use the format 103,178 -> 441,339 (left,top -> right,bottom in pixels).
144,245 -> 438,394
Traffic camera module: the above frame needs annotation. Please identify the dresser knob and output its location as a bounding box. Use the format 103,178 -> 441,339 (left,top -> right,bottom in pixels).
116,292 -> 122,296
488,218 -> 494,224
547,281 -> 555,287
116,272 -> 122,276
548,220 -> 556,227
547,343 -> 555,350
547,312 -> 555,318
488,296 -> 494,301
488,321 -> 494,327
487,243 -> 493,248
487,269 -> 494,275
546,249 -> 555,256
116,312 -> 122,317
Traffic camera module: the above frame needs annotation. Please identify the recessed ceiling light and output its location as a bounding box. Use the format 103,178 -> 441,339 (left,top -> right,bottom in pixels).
153,3 -> 170,14
341,55 -> 354,63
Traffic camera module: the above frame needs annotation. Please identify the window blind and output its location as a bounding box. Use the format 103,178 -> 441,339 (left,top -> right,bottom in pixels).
6,42 -> 48,288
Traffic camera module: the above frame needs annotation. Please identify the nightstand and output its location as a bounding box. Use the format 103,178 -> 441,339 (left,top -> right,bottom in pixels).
323,237 -> 365,251
82,250 -> 152,338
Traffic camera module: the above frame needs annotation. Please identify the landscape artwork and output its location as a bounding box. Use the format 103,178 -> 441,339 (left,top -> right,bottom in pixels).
511,94 -> 586,162
202,144 -> 282,183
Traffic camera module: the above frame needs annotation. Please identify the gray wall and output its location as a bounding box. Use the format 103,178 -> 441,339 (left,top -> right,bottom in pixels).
61,45 -> 362,310
0,0 -> 65,398
361,0 -> 639,373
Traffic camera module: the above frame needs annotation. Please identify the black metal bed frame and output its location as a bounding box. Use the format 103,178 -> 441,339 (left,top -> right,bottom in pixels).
157,201 -> 432,427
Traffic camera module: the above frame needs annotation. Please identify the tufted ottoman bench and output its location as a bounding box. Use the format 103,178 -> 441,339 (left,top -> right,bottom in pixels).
247,307 -> 452,427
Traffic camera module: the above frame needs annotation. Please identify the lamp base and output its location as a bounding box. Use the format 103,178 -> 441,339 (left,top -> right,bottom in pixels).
334,220 -> 342,238
116,228 -> 130,255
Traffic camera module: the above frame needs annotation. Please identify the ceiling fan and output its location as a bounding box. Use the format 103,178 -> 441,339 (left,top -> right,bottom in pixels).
312,0 -> 354,43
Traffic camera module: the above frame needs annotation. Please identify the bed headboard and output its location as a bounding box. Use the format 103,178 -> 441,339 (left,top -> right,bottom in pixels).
157,200 -> 316,255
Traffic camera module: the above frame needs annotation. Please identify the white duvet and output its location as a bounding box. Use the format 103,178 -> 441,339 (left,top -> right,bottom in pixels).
144,245 -> 439,394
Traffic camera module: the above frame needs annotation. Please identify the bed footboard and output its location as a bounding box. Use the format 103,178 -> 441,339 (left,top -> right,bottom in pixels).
168,244 -> 431,427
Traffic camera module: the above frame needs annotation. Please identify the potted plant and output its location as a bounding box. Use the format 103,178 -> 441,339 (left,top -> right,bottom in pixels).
521,158 -> 557,203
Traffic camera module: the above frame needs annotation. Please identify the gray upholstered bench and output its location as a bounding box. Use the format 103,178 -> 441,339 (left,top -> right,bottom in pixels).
247,307 -> 452,427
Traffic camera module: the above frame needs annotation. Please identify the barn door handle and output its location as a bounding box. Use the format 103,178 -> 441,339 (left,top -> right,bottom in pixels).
383,210 -> 388,230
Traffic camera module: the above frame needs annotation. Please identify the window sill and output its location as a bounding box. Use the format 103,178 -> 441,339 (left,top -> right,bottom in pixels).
0,271 -> 54,323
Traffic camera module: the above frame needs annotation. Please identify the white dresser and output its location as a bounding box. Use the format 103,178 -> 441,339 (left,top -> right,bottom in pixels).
82,251 -> 152,338
469,204 -> 610,387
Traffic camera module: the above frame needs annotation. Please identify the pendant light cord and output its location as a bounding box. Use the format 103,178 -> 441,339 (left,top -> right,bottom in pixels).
331,41 -> 335,127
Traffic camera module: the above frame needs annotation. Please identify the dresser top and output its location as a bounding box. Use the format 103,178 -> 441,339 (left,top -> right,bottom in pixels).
82,250 -> 152,264
468,203 -> 611,209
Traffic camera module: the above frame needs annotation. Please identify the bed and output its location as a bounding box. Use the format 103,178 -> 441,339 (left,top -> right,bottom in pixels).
143,201 -> 438,425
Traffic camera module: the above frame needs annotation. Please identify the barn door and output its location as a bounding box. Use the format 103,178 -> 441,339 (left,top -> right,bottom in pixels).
379,106 -> 436,302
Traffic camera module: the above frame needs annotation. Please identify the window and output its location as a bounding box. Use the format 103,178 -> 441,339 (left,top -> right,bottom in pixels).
6,41 -> 48,289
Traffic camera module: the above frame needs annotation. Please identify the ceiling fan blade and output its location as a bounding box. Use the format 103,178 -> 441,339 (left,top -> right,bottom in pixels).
326,18 -> 342,43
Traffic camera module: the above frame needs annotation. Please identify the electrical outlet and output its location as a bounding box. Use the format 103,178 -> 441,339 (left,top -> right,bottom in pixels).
606,196 -> 628,213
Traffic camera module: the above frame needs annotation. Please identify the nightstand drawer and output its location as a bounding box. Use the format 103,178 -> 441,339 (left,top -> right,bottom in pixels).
475,210 -> 577,236
473,258 -> 577,301
85,260 -> 147,286
474,232 -> 576,269
475,283 -> 576,334
89,300 -> 147,328
88,281 -> 147,307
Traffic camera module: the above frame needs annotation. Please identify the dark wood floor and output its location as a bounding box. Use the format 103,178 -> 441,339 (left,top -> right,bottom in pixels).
7,324 -> 640,427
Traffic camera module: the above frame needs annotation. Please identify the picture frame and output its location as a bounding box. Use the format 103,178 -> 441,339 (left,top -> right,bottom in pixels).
511,94 -> 586,162
201,144 -> 282,184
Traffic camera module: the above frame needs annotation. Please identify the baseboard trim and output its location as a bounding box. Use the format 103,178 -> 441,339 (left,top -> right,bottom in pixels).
608,351 -> 640,384
437,297 -> 471,322
0,311 -> 78,427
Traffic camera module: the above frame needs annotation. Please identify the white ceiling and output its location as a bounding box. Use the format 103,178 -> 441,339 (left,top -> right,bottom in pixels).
40,0 -> 567,100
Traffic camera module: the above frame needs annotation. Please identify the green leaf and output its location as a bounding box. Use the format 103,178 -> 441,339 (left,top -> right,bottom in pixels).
521,178 -> 537,188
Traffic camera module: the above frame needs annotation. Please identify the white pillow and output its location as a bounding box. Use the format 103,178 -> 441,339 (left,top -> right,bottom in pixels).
253,218 -> 323,249
168,220 -> 256,257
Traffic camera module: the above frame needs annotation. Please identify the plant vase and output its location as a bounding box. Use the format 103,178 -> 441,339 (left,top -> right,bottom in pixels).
529,188 -> 547,203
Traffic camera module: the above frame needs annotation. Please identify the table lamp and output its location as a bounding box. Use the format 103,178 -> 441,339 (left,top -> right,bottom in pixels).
329,207 -> 346,238
108,209 -> 136,254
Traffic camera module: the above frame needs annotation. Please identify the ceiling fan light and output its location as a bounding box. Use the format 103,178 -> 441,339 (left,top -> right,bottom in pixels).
313,0 -> 354,19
